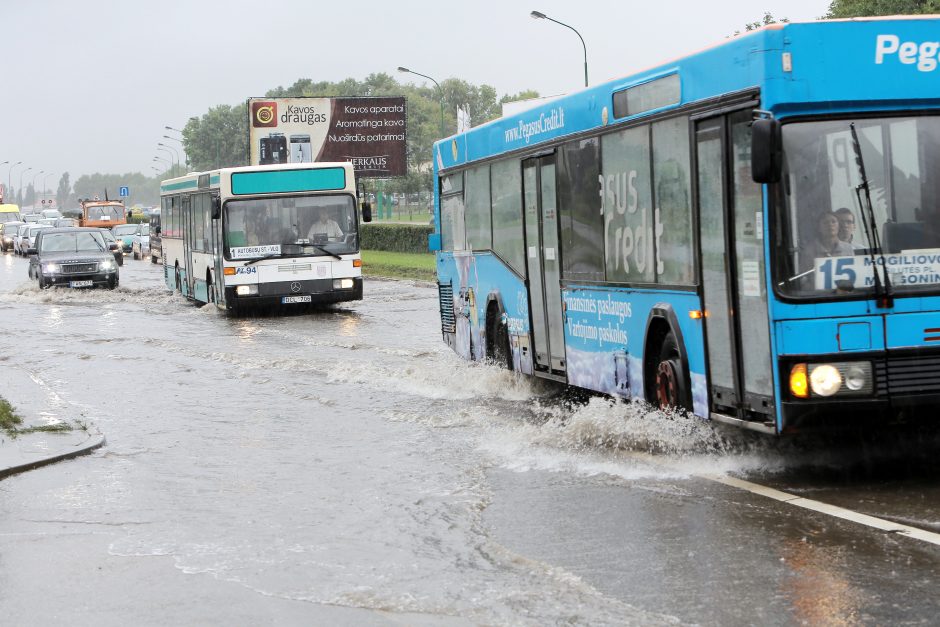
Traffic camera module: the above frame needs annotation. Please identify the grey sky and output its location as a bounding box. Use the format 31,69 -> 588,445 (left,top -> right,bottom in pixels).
2,0 -> 830,188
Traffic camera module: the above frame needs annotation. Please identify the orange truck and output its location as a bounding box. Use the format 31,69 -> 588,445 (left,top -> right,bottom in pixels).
79,199 -> 126,228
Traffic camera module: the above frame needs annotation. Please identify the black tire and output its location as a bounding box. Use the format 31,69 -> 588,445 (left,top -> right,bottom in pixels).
205,274 -> 213,305
38,272 -> 50,290
133,249 -> 140,260
151,255 -> 157,264
107,275 -> 118,290
175,266 -> 182,293
653,332 -> 690,412
486,307 -> 513,370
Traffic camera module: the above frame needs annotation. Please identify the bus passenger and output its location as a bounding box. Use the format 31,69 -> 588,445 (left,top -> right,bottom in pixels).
808,210 -> 854,260
835,207 -> 857,245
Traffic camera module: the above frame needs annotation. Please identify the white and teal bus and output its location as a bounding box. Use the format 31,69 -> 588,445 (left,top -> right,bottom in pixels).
160,162 -> 369,312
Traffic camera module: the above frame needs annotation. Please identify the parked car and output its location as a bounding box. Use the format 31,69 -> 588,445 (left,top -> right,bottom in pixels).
18,224 -> 52,256
131,222 -> 150,260
27,227 -> 119,289
97,228 -> 124,266
1,221 -> 26,252
9,223 -> 30,254
111,223 -> 139,254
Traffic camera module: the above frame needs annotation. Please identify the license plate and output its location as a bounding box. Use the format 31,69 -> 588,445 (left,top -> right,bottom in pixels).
282,295 -> 311,304
70,280 -> 94,288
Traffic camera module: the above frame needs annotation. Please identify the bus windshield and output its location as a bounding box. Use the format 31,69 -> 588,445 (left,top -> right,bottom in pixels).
774,115 -> 940,298
223,194 -> 358,260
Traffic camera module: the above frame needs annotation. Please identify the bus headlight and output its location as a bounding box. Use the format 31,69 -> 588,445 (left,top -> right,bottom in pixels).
333,278 -> 354,290
810,365 -> 842,397
789,361 -> 873,399
236,284 -> 258,296
844,365 -> 868,391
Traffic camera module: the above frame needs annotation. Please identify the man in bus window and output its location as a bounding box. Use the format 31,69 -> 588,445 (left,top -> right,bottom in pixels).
835,207 -> 857,246
307,210 -> 343,243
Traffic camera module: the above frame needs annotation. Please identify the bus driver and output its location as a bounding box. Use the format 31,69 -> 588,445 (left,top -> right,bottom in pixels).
307,211 -> 343,242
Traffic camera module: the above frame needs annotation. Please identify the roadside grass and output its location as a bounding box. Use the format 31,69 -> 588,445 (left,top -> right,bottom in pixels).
0,397 -> 23,434
361,249 -> 436,282
0,396 -> 73,439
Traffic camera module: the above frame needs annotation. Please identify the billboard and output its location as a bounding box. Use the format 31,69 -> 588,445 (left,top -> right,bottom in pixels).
247,97 -> 407,178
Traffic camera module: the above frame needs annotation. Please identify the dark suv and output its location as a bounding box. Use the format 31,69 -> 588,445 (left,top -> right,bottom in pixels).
27,227 -> 120,289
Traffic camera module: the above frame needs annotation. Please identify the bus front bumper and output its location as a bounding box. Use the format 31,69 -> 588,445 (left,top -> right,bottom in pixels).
224,277 -> 363,310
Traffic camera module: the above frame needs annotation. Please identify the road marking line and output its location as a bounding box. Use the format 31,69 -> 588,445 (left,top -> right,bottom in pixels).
702,472 -> 940,547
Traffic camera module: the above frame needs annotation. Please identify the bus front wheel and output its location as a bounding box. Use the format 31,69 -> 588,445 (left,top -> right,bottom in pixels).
653,332 -> 689,411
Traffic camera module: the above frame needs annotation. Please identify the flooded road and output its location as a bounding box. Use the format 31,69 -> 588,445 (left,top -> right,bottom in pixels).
1,252 -> 940,625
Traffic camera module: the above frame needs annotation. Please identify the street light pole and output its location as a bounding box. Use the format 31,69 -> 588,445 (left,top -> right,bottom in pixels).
158,143 -> 180,175
163,135 -> 187,168
42,172 -> 55,206
398,66 -> 446,137
31,170 -> 44,208
530,10 -> 589,87
0,161 -> 9,202
8,161 -> 22,205
19,167 -> 33,206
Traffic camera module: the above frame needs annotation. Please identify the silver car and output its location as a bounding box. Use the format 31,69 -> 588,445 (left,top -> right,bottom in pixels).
18,224 -> 52,256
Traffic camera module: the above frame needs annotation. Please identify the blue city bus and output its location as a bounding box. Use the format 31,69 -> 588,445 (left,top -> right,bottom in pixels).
430,16 -> 940,434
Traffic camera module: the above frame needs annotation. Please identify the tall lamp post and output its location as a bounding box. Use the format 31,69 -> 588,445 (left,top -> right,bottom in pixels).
8,161 -> 22,205
19,167 -> 33,206
158,143 -> 180,176
30,170 -> 44,208
153,156 -> 170,173
398,66 -> 445,137
0,161 -> 9,202
530,10 -> 589,87
42,172 -> 55,207
163,134 -> 187,168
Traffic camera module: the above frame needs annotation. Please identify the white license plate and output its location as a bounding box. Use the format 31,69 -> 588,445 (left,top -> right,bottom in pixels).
282,295 -> 311,304
69,280 -> 94,288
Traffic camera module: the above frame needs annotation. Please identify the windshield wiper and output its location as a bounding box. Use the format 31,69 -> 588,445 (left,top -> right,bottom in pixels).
849,123 -> 893,308
298,243 -> 342,260
245,253 -> 280,266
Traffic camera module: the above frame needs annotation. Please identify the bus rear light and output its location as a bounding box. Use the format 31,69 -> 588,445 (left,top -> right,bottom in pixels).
789,363 -> 809,398
224,267 -> 236,276
353,259 -> 362,268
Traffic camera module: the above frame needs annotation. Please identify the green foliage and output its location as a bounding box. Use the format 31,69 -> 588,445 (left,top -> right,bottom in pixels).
734,12 -> 788,35
826,0 -> 939,17
361,223 -> 433,254
183,103 -> 249,172
0,397 -> 23,434
56,172 -> 71,208
72,172 -> 161,207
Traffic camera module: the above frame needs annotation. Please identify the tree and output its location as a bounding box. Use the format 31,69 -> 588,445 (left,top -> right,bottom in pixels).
733,12 -> 788,36
826,0 -> 939,17
56,173 -> 71,209
183,104 -> 249,172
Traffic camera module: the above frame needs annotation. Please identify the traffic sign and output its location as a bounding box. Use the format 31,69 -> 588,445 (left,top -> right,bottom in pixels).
119,186 -> 129,197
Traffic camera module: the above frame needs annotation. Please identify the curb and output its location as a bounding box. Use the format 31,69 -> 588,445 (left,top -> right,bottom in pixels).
0,431 -> 106,480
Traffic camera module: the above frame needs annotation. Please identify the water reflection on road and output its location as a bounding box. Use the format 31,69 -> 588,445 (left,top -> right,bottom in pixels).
0,254 -> 938,625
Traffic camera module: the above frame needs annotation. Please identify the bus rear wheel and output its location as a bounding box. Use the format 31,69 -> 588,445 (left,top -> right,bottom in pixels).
486,306 -> 513,370
653,332 -> 689,411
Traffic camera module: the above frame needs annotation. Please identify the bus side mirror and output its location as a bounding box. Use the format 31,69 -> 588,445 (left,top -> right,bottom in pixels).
211,197 -> 221,219
361,201 -> 373,223
752,118 -> 782,184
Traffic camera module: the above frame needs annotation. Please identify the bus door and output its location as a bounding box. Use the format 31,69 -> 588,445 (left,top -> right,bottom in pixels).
522,155 -> 566,375
182,195 -> 194,297
210,195 -> 223,305
695,110 -> 775,424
